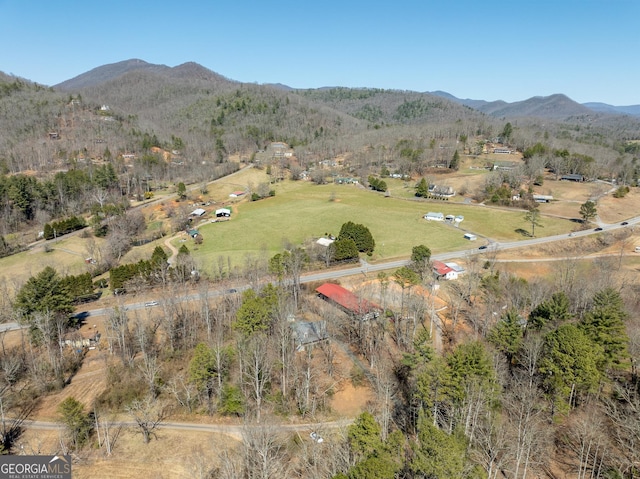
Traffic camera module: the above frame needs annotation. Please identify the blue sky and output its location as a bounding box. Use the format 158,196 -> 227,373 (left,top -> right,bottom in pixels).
1,0 -> 638,105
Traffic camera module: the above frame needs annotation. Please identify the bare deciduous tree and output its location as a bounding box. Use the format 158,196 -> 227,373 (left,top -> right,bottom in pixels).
125,395 -> 168,444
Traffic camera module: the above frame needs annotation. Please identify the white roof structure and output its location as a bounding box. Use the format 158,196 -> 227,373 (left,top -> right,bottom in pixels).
317,237 -> 335,247
215,208 -> 231,216
191,208 -> 206,216
424,212 -> 444,221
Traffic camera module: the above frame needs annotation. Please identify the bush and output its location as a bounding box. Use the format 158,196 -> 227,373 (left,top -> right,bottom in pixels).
613,186 -> 630,198
219,384 -> 245,416
350,365 -> 365,387
94,365 -> 146,410
43,216 -> 87,240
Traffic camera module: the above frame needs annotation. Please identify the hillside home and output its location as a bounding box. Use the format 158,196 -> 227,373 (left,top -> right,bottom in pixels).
429,185 -> 456,197
432,260 -> 460,280
445,262 -> 465,275
291,321 -> 329,352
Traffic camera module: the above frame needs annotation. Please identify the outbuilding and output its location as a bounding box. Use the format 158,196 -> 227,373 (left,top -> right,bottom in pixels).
215,208 -> 231,217
464,233 -> 477,241
424,212 -> 445,221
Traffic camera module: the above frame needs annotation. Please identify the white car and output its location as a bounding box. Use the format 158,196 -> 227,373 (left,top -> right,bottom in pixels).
310,432 -> 323,443
144,301 -> 159,307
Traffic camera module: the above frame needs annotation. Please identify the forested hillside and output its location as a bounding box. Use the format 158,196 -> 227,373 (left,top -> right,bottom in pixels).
2,60 -> 640,478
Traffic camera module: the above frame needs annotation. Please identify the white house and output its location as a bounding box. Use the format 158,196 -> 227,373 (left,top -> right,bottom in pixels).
432,260 -> 459,280
424,212 -> 444,221
445,262 -> 466,275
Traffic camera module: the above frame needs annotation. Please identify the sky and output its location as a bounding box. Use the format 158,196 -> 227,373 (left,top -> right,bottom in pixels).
1,0 -> 639,105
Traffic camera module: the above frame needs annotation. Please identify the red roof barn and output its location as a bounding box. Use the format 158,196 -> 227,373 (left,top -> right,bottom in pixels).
316,283 -> 380,320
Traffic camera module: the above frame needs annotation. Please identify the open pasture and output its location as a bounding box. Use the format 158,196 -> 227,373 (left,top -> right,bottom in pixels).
185,179 -> 573,271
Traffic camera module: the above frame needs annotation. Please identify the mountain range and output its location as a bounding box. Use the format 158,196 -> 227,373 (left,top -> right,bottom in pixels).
43,59 -> 637,119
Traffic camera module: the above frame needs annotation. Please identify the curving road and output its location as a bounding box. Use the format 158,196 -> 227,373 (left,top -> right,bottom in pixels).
72,215 -> 640,319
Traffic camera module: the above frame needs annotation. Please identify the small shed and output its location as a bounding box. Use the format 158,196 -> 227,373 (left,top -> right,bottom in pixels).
424,212 -> 444,221
532,194 -> 553,203
561,174 -> 584,182
215,208 -> 231,217
191,208 -> 206,217
316,237 -> 335,247
229,190 -> 246,197
464,233 -> 477,241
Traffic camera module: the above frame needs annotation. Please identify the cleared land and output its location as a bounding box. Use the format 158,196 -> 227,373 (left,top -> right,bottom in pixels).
179,177 -> 573,274
4,164 -> 639,288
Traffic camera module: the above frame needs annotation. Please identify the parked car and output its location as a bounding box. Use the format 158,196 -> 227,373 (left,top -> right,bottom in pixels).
478,245 -> 488,250
621,222 -> 629,226
594,227 -> 603,232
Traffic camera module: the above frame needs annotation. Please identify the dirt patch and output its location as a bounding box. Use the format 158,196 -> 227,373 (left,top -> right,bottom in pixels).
330,381 -> 373,417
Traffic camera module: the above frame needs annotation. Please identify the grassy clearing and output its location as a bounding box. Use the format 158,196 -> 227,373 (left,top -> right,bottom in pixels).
183,179 -> 573,272
0,235 -> 100,292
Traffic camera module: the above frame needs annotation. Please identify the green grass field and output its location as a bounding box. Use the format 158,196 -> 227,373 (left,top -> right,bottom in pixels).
181,179 -> 573,271
0,168 -> 575,287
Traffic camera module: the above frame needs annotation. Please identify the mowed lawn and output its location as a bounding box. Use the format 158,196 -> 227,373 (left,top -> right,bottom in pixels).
0,235 -> 99,293
185,180 -> 573,267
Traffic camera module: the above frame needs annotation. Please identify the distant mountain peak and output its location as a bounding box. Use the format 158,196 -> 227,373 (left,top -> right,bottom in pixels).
54,59 -> 169,91
430,90 -> 593,119
53,59 -> 232,91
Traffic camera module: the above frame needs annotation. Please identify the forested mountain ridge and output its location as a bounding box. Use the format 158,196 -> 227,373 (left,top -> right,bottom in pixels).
431,89 -> 640,119
53,59 -> 233,91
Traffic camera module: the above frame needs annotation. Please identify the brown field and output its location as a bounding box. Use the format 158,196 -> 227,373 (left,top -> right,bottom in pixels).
18,427 -> 236,479
597,186 -> 640,223
533,176 -> 606,202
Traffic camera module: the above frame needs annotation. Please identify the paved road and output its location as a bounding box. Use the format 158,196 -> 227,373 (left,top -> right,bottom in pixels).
71,214 -> 640,320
